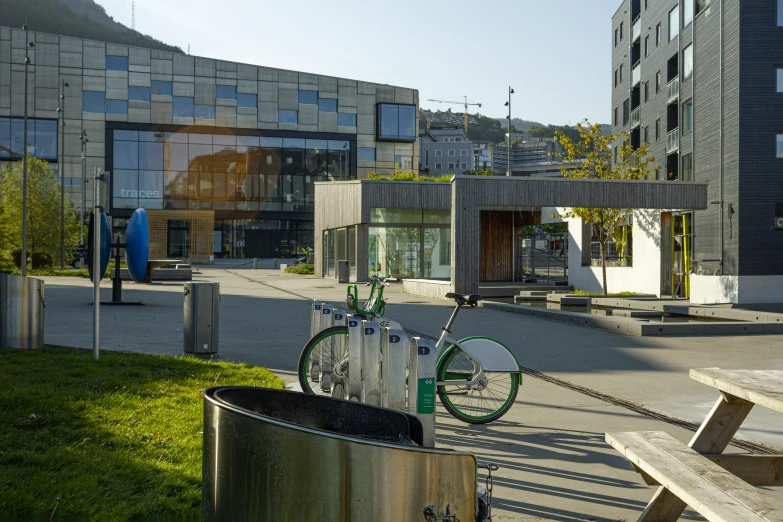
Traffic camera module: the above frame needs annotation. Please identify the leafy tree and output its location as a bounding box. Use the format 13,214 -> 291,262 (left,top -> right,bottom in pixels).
0,158 -> 81,268
552,120 -> 655,295
511,138 -> 523,145
470,169 -> 496,176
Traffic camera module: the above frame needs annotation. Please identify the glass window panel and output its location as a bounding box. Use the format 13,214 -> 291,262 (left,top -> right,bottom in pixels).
194,105 -> 215,120
237,93 -> 256,108
238,135 -> 260,147
367,227 -> 421,278
189,133 -> 212,144
164,131 -> 188,143
777,135 -> 783,158
237,146 -> 259,174
114,140 -> 139,169
328,150 -> 349,179
357,147 -> 375,161
423,210 -> 451,224
399,105 -> 416,140
306,139 -> 328,150
283,148 -> 306,176
298,90 -> 318,104
283,138 -> 306,149
212,144 -> 236,174
778,69 -> 783,93
683,44 -> 693,79
213,135 -> 236,146
213,172 -> 227,198
337,113 -> 356,127
34,119 -> 57,159
259,148 -> 282,174
164,171 -> 188,198
259,137 -> 283,147
9,118 -> 24,156
105,99 -> 128,115
138,170 -> 163,199
188,143 -> 213,172
83,91 -> 105,113
681,154 -> 693,181
394,155 -> 413,170
139,141 -> 164,170
266,174 -> 281,200
113,170 -> 138,200
114,129 -> 138,141
423,227 -> 451,278
235,172 -> 252,200
669,6 -> 679,41
164,142 -> 189,172
779,0 -> 783,26
106,56 -> 128,71
173,97 -> 194,118
328,140 -> 350,151
682,98 -> 693,135
198,172 -> 213,198
370,208 -> 422,223
139,131 -> 164,142
380,104 -> 399,139
307,147 -> 328,176
129,86 -> 150,102
684,0 -> 693,26
216,85 -> 237,100
278,110 -> 298,124
150,81 -> 173,96
318,98 -> 337,112
0,118 -> 10,157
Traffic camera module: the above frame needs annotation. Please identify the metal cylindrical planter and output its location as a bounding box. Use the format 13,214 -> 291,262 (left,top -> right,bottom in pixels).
203,387 -> 478,522
183,281 -> 219,355
337,259 -> 350,283
0,273 -> 44,349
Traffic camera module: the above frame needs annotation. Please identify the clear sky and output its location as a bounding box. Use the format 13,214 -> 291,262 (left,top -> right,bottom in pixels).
98,0 -> 620,125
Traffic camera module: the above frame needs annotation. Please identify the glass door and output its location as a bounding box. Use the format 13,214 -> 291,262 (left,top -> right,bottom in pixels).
167,220 -> 190,259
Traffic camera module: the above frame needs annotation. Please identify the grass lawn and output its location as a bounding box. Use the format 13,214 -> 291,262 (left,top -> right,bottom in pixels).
0,349 -> 284,520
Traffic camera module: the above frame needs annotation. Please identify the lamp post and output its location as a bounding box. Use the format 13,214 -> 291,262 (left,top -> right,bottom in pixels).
57,79 -> 69,269
21,24 -> 35,277
504,86 -> 514,177
79,130 -> 88,266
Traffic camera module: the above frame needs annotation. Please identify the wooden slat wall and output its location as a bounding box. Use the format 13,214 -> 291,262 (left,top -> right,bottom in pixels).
451,176 -> 709,293
480,211 -> 513,282
314,181 -> 363,277
360,181 -> 451,222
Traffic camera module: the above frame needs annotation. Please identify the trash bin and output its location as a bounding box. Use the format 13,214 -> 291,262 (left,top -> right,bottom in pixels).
203,387 -> 479,521
337,259 -> 349,283
0,273 -> 44,350
183,281 -> 219,355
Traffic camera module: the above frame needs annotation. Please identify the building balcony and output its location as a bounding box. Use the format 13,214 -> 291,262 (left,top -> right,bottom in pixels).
666,129 -> 680,154
632,61 -> 641,86
631,107 -> 641,129
667,77 -> 679,104
632,17 -> 641,42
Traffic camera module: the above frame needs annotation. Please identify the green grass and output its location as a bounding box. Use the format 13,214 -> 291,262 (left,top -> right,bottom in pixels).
284,262 -> 315,275
0,349 -> 284,520
573,289 -> 637,297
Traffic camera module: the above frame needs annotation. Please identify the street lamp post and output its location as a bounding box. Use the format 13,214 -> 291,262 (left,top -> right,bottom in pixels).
58,79 -> 69,269
504,86 -> 514,177
79,130 -> 88,266
21,24 -> 35,277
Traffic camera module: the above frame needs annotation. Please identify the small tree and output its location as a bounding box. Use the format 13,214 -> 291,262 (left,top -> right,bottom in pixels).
0,157 -> 81,267
553,120 -> 655,295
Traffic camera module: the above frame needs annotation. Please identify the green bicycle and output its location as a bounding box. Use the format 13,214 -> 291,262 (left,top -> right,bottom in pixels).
297,276 -> 522,424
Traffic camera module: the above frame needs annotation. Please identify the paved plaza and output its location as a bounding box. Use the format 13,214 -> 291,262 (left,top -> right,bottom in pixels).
40,268 -> 783,521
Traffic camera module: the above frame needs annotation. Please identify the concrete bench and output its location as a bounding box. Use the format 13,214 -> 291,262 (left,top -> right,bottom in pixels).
547,293 -> 591,306
606,431 -> 783,522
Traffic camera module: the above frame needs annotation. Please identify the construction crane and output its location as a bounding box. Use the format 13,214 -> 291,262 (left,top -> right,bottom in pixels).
425,96 -> 482,137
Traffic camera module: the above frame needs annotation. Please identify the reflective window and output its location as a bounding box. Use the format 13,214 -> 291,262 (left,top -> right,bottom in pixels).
216,85 -> 237,100
394,155 -> 413,170
298,91 -> 317,104
318,98 -> 337,112
371,208 -> 422,223
777,135 -> 783,158
173,97 -> 194,118
113,170 -> 138,209
284,138 -> 306,149
114,140 -> 139,169
33,119 -> 57,159
424,210 -> 450,224
328,140 -> 350,151
139,131 -> 164,142
83,91 -> 105,113
237,93 -> 256,108
278,110 -> 298,124
139,141 -> 164,170
194,105 -> 216,120
779,0 -> 783,26
114,130 -> 138,141
683,44 -> 693,80
337,113 -> 356,127
682,98 -> 693,135
260,137 -> 283,148
380,104 -> 398,139
0,117 -> 58,159
368,227 -> 421,278
357,147 -> 375,161
681,153 -> 693,181
777,69 -> 783,93
106,56 -> 129,71
684,0 -> 693,26
151,81 -> 172,96
669,5 -> 679,41
129,86 -> 150,102
105,99 -> 128,115
378,103 -> 416,141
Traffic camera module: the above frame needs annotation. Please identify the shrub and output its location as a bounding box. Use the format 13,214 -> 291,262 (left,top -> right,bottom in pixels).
284,262 -> 315,275
30,251 -> 54,269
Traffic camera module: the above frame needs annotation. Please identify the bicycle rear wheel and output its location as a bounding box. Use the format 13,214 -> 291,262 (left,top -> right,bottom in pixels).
437,342 -> 519,424
297,326 -> 349,397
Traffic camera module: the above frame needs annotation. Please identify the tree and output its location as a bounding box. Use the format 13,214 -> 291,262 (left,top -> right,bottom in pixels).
0,157 -> 81,267
552,120 -> 655,295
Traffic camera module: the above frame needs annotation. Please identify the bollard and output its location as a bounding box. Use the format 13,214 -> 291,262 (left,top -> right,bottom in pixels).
346,315 -> 363,401
361,320 -> 382,406
381,328 -> 407,412
408,337 -> 438,448
252,258 -> 258,270
318,304 -> 335,393
331,308 -> 348,399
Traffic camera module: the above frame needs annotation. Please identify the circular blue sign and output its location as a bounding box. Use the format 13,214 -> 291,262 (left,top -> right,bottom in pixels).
125,209 -> 150,283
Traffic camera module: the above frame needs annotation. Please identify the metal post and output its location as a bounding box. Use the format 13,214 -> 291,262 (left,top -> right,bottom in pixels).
93,167 -> 101,361
361,320 -> 381,406
319,304 -> 335,392
21,25 -> 31,277
79,131 -> 87,265
346,315 -> 363,402
506,86 -> 513,177
408,337 -> 438,448
59,79 -> 68,269
331,308 -> 347,398
381,328 -> 407,412
310,301 -> 323,338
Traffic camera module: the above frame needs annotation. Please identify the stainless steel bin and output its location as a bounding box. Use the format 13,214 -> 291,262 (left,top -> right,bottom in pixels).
183,281 -> 219,355
0,273 -> 44,350
337,259 -> 349,283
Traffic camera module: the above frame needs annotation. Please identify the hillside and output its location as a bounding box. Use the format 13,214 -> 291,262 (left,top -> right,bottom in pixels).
1,0 -> 182,54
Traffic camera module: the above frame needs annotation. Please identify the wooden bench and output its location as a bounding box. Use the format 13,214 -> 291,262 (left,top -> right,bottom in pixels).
606,431 -> 783,522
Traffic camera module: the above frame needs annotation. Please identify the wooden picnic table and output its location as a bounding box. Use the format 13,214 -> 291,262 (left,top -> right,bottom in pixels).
606,368 -> 783,522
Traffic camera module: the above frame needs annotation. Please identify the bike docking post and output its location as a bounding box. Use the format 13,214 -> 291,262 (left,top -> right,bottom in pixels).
310,301 -> 324,338
361,320 -> 382,406
346,315 -> 363,401
331,308 -> 348,398
319,304 -> 335,392
381,327 -> 407,412
408,337 -> 438,448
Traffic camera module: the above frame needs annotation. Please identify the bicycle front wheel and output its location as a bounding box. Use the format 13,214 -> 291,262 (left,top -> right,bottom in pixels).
297,326 -> 349,397
437,343 -> 520,425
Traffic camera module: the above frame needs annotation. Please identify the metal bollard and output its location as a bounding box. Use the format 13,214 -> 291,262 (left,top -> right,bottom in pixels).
331,308 -> 348,399
318,304 -> 335,392
346,315 -> 363,401
408,337 -> 438,448
252,258 -> 258,270
361,320 -> 381,406
381,328 -> 407,412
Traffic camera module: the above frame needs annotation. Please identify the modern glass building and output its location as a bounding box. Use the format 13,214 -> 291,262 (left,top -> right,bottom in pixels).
0,26 -> 420,261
